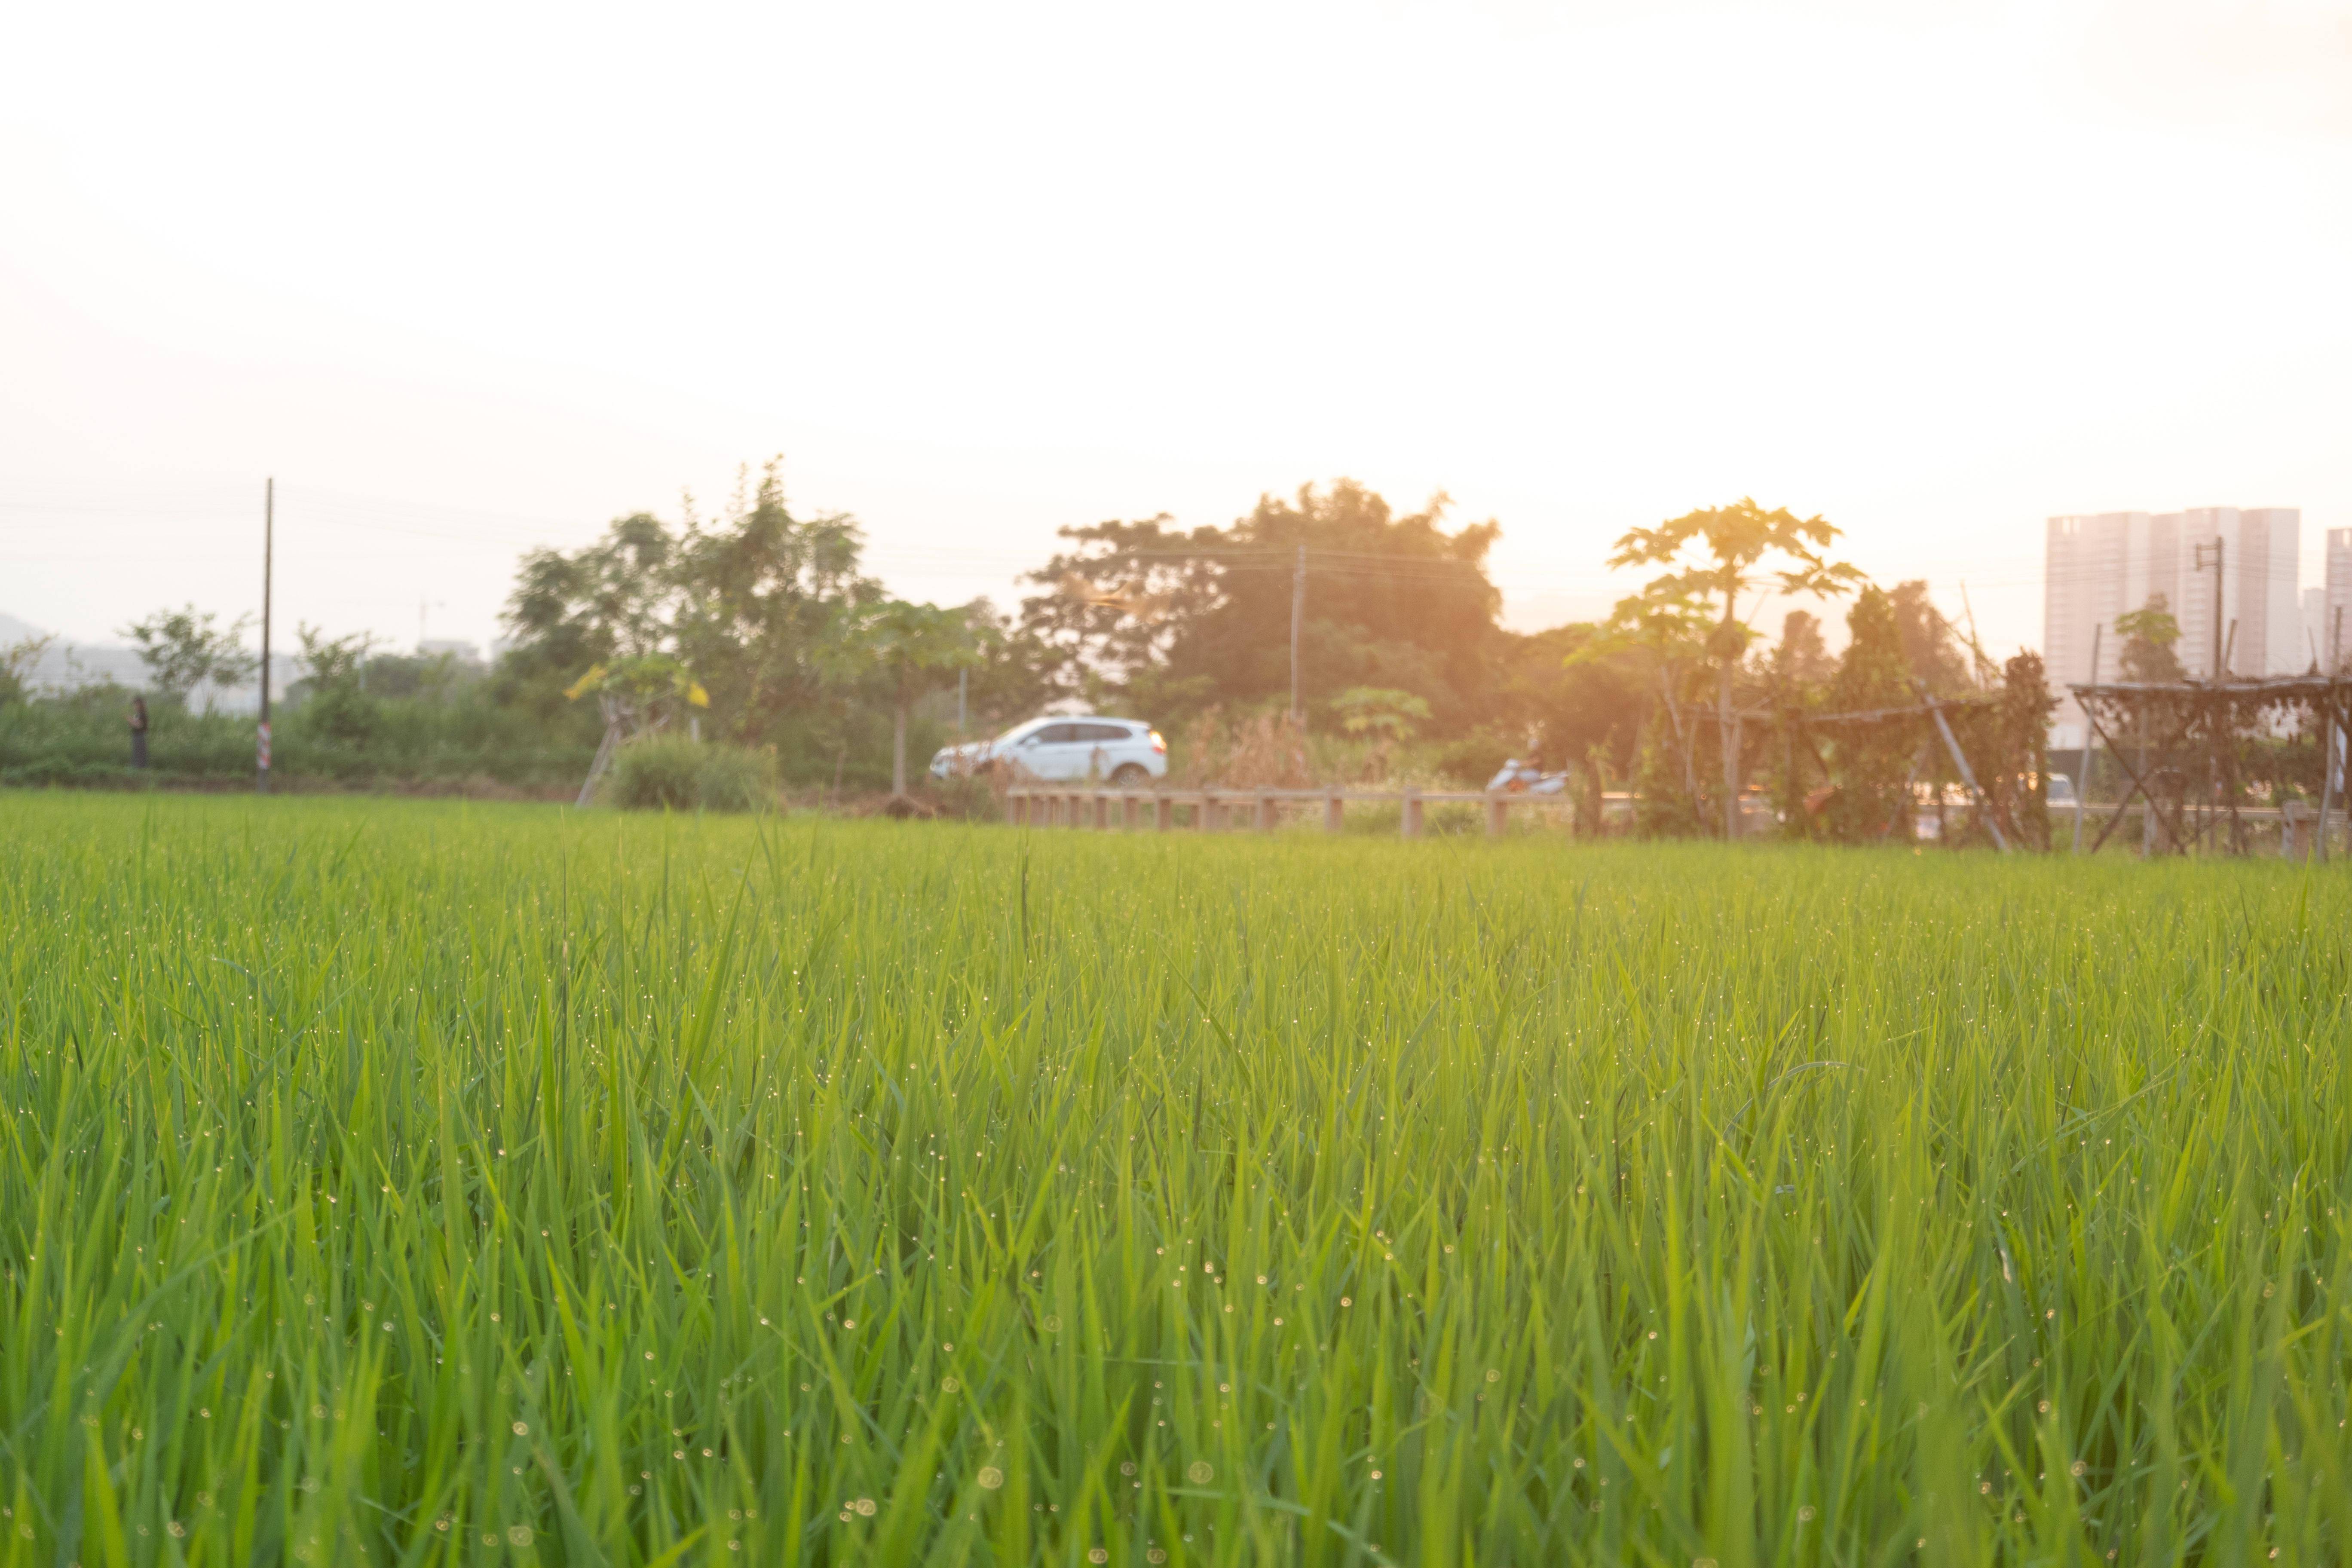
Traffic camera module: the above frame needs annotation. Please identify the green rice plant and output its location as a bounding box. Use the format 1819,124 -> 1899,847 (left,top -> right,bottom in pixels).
0,791 -> 2347,1565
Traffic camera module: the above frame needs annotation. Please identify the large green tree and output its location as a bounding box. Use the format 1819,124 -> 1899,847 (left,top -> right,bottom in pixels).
1823,585 -> 1916,843
290,624 -> 382,747
1495,622 -> 1648,775
120,605 -> 259,708
502,460 -> 883,751
1887,580 -> 1978,696
833,601 -> 990,799
1020,480 -> 1506,735
1766,609 -> 1836,688
1607,499 -> 1864,838
671,464 -> 879,740
2116,595 -> 2186,683
951,599 -> 1058,738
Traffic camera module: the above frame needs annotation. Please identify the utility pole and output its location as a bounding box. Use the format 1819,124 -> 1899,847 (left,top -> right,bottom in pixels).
1289,544 -> 1305,726
257,478 -> 274,794
2073,622 -> 2101,854
2324,605 -> 2346,863
957,666 -> 968,736
2193,538 -> 2225,678
2335,606 -> 2346,799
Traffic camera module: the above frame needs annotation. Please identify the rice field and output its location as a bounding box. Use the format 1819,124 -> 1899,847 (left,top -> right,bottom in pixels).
3,792 -> 2349,1567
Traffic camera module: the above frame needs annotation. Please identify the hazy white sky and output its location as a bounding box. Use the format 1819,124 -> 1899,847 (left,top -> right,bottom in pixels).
5,0 -> 2350,660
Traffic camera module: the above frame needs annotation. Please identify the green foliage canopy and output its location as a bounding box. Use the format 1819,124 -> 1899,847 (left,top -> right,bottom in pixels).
120,604 -> 258,706
503,460 -> 882,744
2116,595 -> 2187,683
1021,480 -> 1504,735
1824,585 -> 1916,842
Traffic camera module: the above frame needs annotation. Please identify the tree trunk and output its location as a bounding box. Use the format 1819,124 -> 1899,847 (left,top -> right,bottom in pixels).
1719,596 -> 1740,839
1658,668 -> 1700,825
1719,657 -> 1739,839
892,700 -> 909,797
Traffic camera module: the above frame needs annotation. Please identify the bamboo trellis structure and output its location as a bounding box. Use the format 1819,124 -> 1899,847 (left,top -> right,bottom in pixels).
2069,674 -> 2352,858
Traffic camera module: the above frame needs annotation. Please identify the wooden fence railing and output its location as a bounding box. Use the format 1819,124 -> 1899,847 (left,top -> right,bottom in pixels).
1004,785 -> 1692,837
1013,784 -> 2340,853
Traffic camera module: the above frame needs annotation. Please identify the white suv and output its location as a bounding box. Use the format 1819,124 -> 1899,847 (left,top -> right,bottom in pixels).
930,716 -> 1167,784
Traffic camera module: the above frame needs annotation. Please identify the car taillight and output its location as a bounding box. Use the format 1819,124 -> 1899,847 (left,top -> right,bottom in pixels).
1149,730 -> 1166,753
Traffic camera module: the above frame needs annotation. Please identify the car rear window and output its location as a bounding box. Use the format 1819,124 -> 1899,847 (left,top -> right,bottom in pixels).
1033,723 -> 1082,744
1073,722 -> 1130,741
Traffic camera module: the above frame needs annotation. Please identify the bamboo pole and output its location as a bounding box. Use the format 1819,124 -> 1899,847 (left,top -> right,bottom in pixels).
1917,680 -> 2008,853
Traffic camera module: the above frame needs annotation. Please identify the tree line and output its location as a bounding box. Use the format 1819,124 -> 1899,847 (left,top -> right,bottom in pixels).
13,463 -> 2211,835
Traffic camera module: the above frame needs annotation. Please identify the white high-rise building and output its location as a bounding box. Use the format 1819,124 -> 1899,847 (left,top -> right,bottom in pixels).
2043,506 -> 2300,747
2323,528 -> 2352,674
2233,508 -> 2302,678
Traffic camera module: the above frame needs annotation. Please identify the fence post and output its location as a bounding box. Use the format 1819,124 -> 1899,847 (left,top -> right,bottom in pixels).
1122,794 -> 1139,830
1155,795 -> 1173,831
1402,787 -> 1423,839
1093,793 -> 1110,830
1256,793 -> 1276,831
1198,792 -> 1217,832
2284,799 -> 2315,861
1485,794 -> 1507,836
1324,789 -> 1343,833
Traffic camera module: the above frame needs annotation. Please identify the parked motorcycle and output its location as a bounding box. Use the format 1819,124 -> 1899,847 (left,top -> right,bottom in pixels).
1485,759 -> 1569,795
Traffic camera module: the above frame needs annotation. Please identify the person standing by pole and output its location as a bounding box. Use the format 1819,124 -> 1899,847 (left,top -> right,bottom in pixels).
128,694 -> 149,771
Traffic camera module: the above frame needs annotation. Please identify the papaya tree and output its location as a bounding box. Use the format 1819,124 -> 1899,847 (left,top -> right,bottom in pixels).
1607,499 -> 1864,839
564,653 -> 710,805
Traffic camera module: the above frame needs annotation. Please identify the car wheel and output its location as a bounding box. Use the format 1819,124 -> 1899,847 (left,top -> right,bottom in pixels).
1109,763 -> 1149,787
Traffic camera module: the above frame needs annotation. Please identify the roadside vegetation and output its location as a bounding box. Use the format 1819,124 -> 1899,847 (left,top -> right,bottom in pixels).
9,475 -> 2339,830
0,472 -> 2015,811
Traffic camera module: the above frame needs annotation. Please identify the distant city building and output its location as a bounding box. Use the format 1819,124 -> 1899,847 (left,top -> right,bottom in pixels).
2324,528 -> 2352,673
2044,507 -> 2300,747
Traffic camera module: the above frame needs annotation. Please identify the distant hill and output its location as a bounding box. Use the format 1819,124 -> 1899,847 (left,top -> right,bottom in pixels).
0,610 -> 52,645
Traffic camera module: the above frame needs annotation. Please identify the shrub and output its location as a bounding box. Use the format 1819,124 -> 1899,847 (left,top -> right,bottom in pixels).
925,771 -> 1006,821
602,735 -> 776,812
1173,707 -> 1309,787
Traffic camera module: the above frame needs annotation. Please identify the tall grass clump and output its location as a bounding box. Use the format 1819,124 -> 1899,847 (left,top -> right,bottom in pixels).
601,734 -> 776,812
1,792 -> 2348,1565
